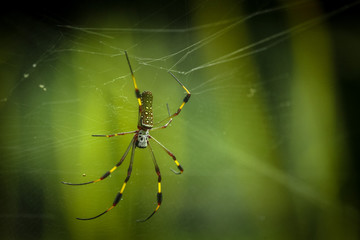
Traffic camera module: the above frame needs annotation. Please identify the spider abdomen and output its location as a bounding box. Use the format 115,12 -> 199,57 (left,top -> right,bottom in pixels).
140,91 -> 153,129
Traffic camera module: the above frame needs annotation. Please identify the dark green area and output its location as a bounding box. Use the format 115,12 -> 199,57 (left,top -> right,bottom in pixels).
1,1 -> 360,239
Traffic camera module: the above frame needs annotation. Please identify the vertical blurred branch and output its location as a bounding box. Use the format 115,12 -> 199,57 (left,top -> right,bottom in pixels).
286,1 -> 359,239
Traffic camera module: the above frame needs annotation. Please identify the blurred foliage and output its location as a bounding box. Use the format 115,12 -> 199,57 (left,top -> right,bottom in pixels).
0,0 -> 359,239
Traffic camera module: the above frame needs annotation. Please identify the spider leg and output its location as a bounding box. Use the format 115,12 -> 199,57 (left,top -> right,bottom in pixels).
151,118 -> 173,131
168,72 -> 191,118
149,135 -> 183,174
137,141 -> 162,222
92,130 -> 137,138
166,102 -> 171,116
76,139 -> 136,220
151,103 -> 173,131
124,51 -> 142,107
61,136 -> 136,186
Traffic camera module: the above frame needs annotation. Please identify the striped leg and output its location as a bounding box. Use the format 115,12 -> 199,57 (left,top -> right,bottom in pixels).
124,51 -> 142,107
61,136 -> 136,186
76,139 -> 136,220
168,72 -> 191,118
137,141 -> 162,222
152,103 -> 173,131
92,130 -> 137,138
150,118 -> 173,131
149,135 -> 183,174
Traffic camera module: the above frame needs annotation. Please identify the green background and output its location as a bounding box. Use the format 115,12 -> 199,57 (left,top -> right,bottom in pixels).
1,1 -> 359,239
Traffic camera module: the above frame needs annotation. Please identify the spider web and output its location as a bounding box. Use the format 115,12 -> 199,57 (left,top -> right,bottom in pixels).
1,0 -> 360,239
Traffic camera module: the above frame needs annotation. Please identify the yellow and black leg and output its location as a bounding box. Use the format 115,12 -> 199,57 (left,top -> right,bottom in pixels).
137,141 -> 162,222
150,118 -> 173,131
151,103 -> 173,130
149,135 -> 183,174
76,139 -> 136,220
124,51 -> 142,107
92,130 -> 137,138
168,72 -> 191,118
61,136 -> 135,186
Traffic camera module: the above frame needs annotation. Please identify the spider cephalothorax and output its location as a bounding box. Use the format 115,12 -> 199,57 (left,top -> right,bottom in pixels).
136,129 -> 149,148
61,51 -> 191,222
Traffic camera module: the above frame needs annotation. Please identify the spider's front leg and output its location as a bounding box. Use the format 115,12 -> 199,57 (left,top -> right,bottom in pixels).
76,139 -> 137,220
137,141 -> 162,222
61,135 -> 136,186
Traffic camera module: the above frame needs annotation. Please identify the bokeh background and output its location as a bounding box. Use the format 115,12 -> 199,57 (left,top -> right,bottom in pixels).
1,0 -> 359,239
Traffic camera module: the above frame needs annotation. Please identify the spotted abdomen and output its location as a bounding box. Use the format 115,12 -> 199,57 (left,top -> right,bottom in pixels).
140,91 -> 153,128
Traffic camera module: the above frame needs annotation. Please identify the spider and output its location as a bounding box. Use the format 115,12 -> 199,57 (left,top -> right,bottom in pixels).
61,51 -> 191,222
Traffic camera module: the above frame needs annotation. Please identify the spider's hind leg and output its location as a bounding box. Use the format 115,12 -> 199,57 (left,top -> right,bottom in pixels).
124,51 -> 142,107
